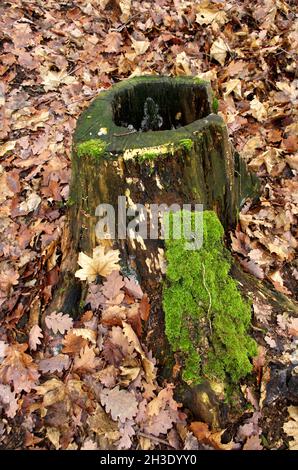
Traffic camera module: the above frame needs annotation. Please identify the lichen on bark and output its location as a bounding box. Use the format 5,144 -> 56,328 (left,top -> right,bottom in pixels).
162,210 -> 257,385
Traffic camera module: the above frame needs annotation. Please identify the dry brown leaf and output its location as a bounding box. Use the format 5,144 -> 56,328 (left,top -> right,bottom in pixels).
71,327 -> 97,344
75,246 -> 120,282
210,38 -> 229,66
45,311 -> 74,335
102,271 -> 125,300
103,32 -> 123,53
40,67 -> 77,91
29,324 -> 43,351
190,421 -> 235,450
124,277 -> 143,299
0,343 -> 39,393
87,403 -> 120,440
196,6 -> 227,26
131,37 -> 150,56
243,434 -> 263,450
0,384 -> 18,418
38,354 -> 71,374
0,267 -> 19,293
46,427 -> 61,449
101,386 -> 138,423
283,406 -> 298,450
119,0 -> 131,22
62,331 -> 88,355
249,97 -> 267,121
73,345 -> 97,372
81,438 -> 99,450
139,294 -> 150,321
122,322 -> 155,383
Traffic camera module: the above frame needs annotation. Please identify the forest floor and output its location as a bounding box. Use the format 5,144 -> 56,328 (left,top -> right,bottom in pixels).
0,0 -> 297,451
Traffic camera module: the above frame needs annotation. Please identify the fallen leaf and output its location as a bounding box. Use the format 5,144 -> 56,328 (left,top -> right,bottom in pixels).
102,271 -> 125,300
87,403 -> 120,440
75,246 -> 120,282
45,311 -> 74,335
139,294 -> 150,321
0,267 -> 19,293
74,345 -> 97,371
40,67 -> 77,92
249,97 -> 267,121
124,277 -> 143,299
62,331 -> 88,355
196,7 -> 227,26
190,421 -> 235,450
0,384 -> 18,418
131,37 -> 150,56
0,343 -> 39,393
29,324 -> 43,351
103,32 -> 123,53
210,38 -> 229,66
283,407 -> 298,450
119,0 -> 132,22
38,354 -> 71,373
243,434 -> 263,450
101,386 -> 138,423
81,438 -> 99,450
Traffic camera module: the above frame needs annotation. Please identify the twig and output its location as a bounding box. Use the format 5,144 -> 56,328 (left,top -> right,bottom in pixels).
138,432 -> 175,449
202,263 -> 212,334
113,130 -> 137,137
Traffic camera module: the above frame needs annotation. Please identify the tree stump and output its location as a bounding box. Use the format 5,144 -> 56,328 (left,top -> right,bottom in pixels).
47,76 -> 297,428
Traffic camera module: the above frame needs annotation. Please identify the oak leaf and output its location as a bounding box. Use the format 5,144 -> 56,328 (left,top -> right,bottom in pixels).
283,406 -> 298,450
0,343 -> 39,393
101,386 -> 138,423
0,267 -> 19,293
29,324 -> 43,351
62,331 -> 88,355
73,345 -> 97,372
45,311 -> 73,335
38,354 -> 71,373
0,384 -> 18,418
81,438 -> 99,450
87,404 -> 120,440
124,277 -> 143,299
102,271 -> 125,300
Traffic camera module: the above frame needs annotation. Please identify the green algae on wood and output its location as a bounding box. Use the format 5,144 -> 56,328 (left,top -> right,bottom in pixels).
163,210 -> 257,385
77,139 -> 107,159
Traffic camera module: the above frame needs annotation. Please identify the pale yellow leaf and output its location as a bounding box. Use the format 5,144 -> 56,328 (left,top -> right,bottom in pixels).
249,97 -> 267,121
223,79 -> 242,99
210,38 -> 229,66
75,246 -> 120,282
131,37 -> 150,56
196,8 -> 227,27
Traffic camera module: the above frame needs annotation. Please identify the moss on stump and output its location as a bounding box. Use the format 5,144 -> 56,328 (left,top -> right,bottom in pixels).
163,210 -> 257,386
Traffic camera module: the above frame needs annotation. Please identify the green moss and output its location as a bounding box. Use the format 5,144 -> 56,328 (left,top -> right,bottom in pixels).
212,97 -> 219,114
137,151 -> 161,162
163,210 -> 257,385
194,77 -> 209,86
178,139 -> 194,151
77,139 -> 107,159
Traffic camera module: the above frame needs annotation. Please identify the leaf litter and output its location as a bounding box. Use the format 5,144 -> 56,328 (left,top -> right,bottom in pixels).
0,0 -> 297,451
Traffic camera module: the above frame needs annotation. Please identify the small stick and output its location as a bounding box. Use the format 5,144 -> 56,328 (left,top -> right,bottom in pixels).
113,129 -> 137,137
138,432 -> 175,449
